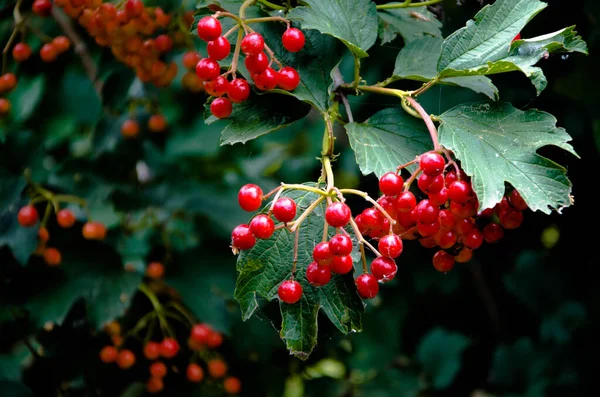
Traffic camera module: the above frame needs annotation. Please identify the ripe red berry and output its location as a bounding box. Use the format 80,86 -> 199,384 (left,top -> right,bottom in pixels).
195,58 -> 221,81
455,247 -> 473,263
121,119 -> 139,138
146,261 -> 165,279
159,338 -> 180,359
379,172 -> 404,196
43,247 -> 61,266
306,262 -> 331,286
325,202 -> 352,228
241,33 -> 264,55
377,234 -> 403,258
272,197 -> 297,222
312,241 -> 333,266
250,214 -> 275,239
32,0 -> 52,16
482,222 -> 504,243
0,73 -> 17,93
330,255 -> 353,274
204,76 -> 230,97
99,345 -> 118,363
207,36 -> 231,60
370,257 -> 397,282
508,189 -> 528,211
12,42 -> 32,62
244,52 -> 269,74
187,363 -> 205,382
462,228 -> 483,249
148,114 -> 168,133
227,78 -> 251,103
206,331 -> 223,348
0,98 -> 10,116
224,376 -> 242,394
329,234 -> 353,256
231,224 -> 256,250
117,349 -> 136,369
419,152 -> 446,176
154,34 -> 173,52
430,187 -> 449,206
499,207 -> 523,229
56,208 -> 76,228
415,199 -> 439,224
360,208 -> 384,232
18,205 -> 39,227
355,273 -> 379,299
418,173 -> 444,195
143,341 -> 161,360
277,67 -> 300,91
210,97 -> 233,119
455,217 -> 476,235
396,191 -> 417,213
278,280 -> 302,304
436,229 -> 458,249
52,36 -> 71,53
125,0 -> 144,18
39,43 -> 58,62
190,323 -> 213,345
208,359 -> 227,378
282,28 -> 305,52
146,377 -> 164,394
253,67 -> 278,91
38,227 -> 49,242
448,180 -> 472,204
432,250 -> 454,273
82,221 -> 107,240
238,184 -> 263,211
417,220 -> 440,237
183,51 -> 201,69
150,361 -> 168,378
197,16 -> 222,41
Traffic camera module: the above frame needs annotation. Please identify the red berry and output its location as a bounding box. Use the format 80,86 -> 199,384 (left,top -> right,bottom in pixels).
227,78 -> 251,103
512,33 -> 521,42
417,221 -> 440,237
208,359 -> 227,378
148,114 -> 168,133
39,43 -> 58,63
240,33 -> 264,55
207,36 -> 231,60
117,349 -> 136,369
370,257 -> 397,282
462,228 -> 483,249
18,205 -> 39,227
330,255 -> 353,274
238,184 -> 263,211
206,331 -> 223,348
306,262 -> 331,286
224,376 -> 242,394
272,197 -> 297,222
396,191 -> 417,213
312,241 -> 333,266
52,36 -> 71,53
355,274 -> 379,299
0,73 -> 17,93
125,0 -> 144,17
379,172 -> 404,196
377,234 -> 403,258
277,67 -> 300,91
146,261 -> 165,279
325,202 -> 352,228
187,363 -> 205,382
0,98 -> 10,116
244,52 -> 269,74
43,247 -> 62,266
360,208 -> 384,231
82,221 -> 107,240
418,173 -> 444,195
499,208 -> 523,229
432,250 -> 454,273
150,361 -> 167,378
377,196 -> 398,220
415,199 -> 439,224
32,0 -> 52,16
121,119 -> 139,138
204,76 -> 230,97
99,346 -> 118,363
197,16 -> 222,41
448,180 -> 472,204
146,377 -> 164,394
278,280 -> 302,304
231,224 -> 256,250
210,97 -> 233,119
143,342 -> 161,360
429,187 -> 449,206
482,222 -> 504,243
455,247 -> 473,263
155,34 -> 173,52
419,152 -> 446,176
56,208 -> 76,228
438,209 -> 456,228
12,42 -> 32,62
38,227 -> 49,242
195,58 -> 221,81
282,28 -> 305,52
253,67 -> 278,91
183,51 -> 201,69
159,338 -> 180,359
455,217 -> 476,235
436,229 -> 458,249
508,189 -> 528,211
249,214 -> 275,239
397,211 -> 416,228
190,323 -> 212,345
329,234 -> 353,256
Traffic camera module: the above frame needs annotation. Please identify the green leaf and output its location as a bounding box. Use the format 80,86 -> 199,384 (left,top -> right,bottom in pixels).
58,71 -> 102,124
287,0 -> 378,58
438,101 -> 577,214
6,75 -> 46,124
0,381 -> 34,397
359,368 -> 421,397
540,301 -> 586,345
377,7 -> 442,45
491,338 -> 547,388
234,187 -> 364,359
0,343 -> 34,381
393,36 -> 498,99
416,327 -> 471,390
212,93 -> 310,145
437,0 -> 548,72
344,108 -> 433,178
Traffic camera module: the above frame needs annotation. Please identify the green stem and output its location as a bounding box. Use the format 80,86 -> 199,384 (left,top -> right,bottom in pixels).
245,16 -> 289,26
338,189 -> 396,230
138,283 -> 175,338
228,28 -> 244,77
239,0 -> 256,20
352,55 -> 361,89
322,156 -> 335,192
290,196 -> 325,232
257,0 -> 286,10
405,96 -> 440,150
282,184 -> 329,196
401,98 -> 422,119
376,0 -> 444,10
53,194 -> 87,206
214,11 -> 243,24
409,77 -> 439,97
350,84 -> 409,98
167,302 -> 197,327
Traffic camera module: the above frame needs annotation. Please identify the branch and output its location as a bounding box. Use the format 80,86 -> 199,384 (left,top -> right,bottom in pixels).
404,96 -> 440,150
376,0 -> 444,10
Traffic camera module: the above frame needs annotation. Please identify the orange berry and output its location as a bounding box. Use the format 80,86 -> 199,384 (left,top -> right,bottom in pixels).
43,248 -> 61,266
121,119 -> 140,138
182,71 -> 203,92
143,341 -> 160,360
182,51 -> 201,70
146,261 -> 165,279
82,221 -> 107,240
149,361 -> 167,378
105,321 -> 121,335
0,98 -> 10,116
146,376 -> 164,394
186,363 -> 204,383
99,345 -> 118,363
52,36 -> 71,53
38,227 -> 50,242
116,349 -> 136,369
57,208 -> 76,228
148,114 -> 167,133
207,359 -> 227,378
223,376 -> 242,394
40,43 -> 58,62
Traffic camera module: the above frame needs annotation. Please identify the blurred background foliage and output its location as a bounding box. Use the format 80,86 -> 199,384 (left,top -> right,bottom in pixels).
0,0 -> 598,396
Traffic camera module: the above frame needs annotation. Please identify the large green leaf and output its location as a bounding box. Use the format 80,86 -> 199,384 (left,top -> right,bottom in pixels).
209,93 -> 311,145
394,36 -> 498,99
235,187 -> 364,359
344,108 -> 433,177
416,328 -> 471,390
287,0 -> 378,58
377,7 -> 442,45
438,101 -> 577,214
437,0 -> 547,72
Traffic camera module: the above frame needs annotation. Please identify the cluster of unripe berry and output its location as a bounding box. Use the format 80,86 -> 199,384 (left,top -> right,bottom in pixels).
17,204 -> 107,266
194,15 -> 304,119
99,322 -> 240,394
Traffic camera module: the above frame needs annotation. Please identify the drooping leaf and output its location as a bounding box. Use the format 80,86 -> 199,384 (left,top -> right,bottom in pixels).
416,328 -> 471,389
377,6 -> 442,44
438,101 -> 578,214
344,108 -> 433,177
393,36 -> 498,99
287,0 -> 378,58
234,187 -> 364,359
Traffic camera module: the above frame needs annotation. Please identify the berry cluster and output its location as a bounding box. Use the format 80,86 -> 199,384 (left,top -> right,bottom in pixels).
194,16 -> 304,119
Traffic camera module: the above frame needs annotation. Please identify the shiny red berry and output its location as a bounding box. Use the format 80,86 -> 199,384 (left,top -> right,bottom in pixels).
379,172 -> 403,196
396,191 -> 417,213
250,214 -> 275,239
99,346 -> 118,363
195,58 -> 221,81
117,349 -> 136,369
306,262 -> 331,286
419,152 -> 446,176
12,42 -> 32,62
18,205 -> 39,227
159,338 -> 180,359
370,257 -> 397,282
448,180 -> 472,204
272,197 -> 296,222
56,208 -> 76,228
210,97 -> 232,119
207,36 -> 231,60
231,224 -> 256,250
187,363 -> 204,382
238,184 -> 263,211
482,222 -> 504,243
278,280 -> 302,304
227,78 -> 251,103
32,0 -> 52,17
282,28 -> 305,52
313,242 -> 333,266
325,202 -> 351,228
329,234 -> 353,256
143,342 -> 161,360
377,234 -> 403,258
197,16 -> 222,41
355,274 -> 379,299
241,33 -> 264,55
190,323 -> 213,345
244,52 -> 269,74
204,76 -> 230,97
330,255 -> 353,274
432,250 -> 454,273
150,361 -> 168,378
254,67 -> 278,91
508,189 -> 528,211
499,208 -> 523,229
277,67 -> 300,91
